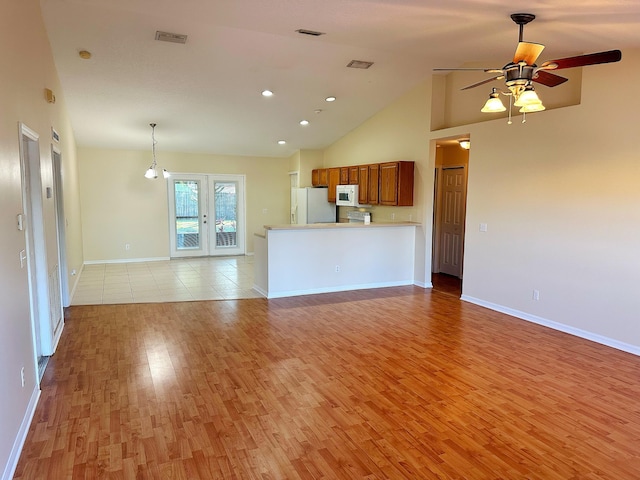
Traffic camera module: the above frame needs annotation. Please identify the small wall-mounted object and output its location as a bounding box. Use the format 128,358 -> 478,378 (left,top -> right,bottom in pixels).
51,127 -> 60,143
17,214 -> 24,231
45,88 -> 56,104
46,186 -> 53,199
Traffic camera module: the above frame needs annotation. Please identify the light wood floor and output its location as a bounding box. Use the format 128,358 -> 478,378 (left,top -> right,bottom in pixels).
14,287 -> 640,479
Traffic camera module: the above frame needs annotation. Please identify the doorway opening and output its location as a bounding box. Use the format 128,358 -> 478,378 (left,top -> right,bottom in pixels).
432,137 -> 469,297
19,124 -> 64,380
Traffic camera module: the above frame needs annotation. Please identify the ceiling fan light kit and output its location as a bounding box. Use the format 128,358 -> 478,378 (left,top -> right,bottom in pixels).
435,13 -> 622,125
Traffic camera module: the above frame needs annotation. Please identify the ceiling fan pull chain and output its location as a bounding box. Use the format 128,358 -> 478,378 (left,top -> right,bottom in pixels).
508,95 -> 513,125
522,111 -> 527,123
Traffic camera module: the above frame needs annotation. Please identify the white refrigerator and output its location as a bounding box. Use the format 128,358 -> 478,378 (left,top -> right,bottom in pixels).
294,187 -> 336,224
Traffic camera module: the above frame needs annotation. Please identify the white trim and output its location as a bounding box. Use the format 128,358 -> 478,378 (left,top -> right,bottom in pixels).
2,387 -> 40,480
414,280 -> 432,288
84,257 -> 170,265
264,280 -> 414,299
461,295 -> 640,357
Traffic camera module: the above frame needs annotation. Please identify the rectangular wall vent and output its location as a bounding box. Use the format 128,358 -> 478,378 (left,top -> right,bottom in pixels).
347,60 -> 374,69
155,31 -> 188,44
296,29 -> 325,37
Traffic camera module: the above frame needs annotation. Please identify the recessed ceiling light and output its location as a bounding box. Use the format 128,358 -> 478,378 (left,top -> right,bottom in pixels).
299,120 -> 309,126
325,96 -> 336,102
261,90 -> 274,97
278,140 -> 286,145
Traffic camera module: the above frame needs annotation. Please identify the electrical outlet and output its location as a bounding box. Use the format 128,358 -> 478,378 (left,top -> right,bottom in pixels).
391,213 -> 395,220
125,243 -> 130,251
533,289 -> 540,301
21,367 -> 25,387
335,265 -> 340,273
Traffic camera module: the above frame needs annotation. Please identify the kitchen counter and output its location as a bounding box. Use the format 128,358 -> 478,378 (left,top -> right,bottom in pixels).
262,221 -> 419,231
253,221 -> 420,298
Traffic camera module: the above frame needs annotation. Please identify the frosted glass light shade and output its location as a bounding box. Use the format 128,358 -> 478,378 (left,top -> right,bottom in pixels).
481,96 -> 506,113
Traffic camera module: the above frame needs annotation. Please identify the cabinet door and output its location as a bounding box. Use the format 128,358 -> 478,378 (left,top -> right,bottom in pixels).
318,169 -> 328,186
379,161 -> 414,206
312,169 -> 319,186
340,167 -> 349,185
368,164 -> 379,205
358,165 -> 369,204
328,168 -> 341,202
349,166 -> 359,185
379,163 -> 398,205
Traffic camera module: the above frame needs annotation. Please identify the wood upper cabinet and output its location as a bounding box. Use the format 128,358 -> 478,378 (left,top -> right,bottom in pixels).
357,164 -> 380,205
368,164 -> 379,205
379,161 -> 414,206
357,165 -> 369,204
348,166 -> 359,185
340,167 -> 349,185
327,167 -> 341,202
312,168 -> 329,187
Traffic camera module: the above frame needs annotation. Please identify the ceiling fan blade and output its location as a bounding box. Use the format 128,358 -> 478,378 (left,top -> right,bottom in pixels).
541,49 -> 622,70
533,70 -> 569,87
513,42 -> 545,65
434,68 -> 502,72
461,75 -> 505,91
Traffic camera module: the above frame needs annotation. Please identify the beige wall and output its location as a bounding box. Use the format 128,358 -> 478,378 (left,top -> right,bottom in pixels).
433,49 -> 640,350
323,80 -> 433,285
78,148 -> 290,260
0,0 -> 83,474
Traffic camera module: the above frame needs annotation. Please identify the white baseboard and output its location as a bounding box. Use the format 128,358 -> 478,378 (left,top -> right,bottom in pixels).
2,387 -> 40,480
461,295 -> 640,357
414,281 -> 433,288
265,280 -> 414,299
84,257 -> 170,265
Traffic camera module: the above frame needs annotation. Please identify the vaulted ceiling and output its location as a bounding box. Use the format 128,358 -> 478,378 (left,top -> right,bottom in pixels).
40,0 -> 640,157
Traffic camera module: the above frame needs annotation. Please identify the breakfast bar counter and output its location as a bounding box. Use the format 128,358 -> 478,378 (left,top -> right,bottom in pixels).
253,222 -> 420,298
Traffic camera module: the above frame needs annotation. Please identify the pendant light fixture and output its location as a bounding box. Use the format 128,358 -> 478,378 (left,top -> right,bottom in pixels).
144,123 -> 169,179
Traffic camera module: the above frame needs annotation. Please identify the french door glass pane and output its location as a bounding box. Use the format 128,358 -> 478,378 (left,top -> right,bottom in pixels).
174,180 -> 200,250
214,181 -> 237,247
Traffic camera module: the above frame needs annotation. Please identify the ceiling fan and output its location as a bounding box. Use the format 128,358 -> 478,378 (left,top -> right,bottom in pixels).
435,13 -> 622,119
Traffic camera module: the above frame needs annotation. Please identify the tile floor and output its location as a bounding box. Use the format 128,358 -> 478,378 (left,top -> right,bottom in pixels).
71,255 -> 261,305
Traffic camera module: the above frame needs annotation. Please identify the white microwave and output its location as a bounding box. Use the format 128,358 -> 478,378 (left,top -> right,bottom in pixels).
336,184 -> 359,206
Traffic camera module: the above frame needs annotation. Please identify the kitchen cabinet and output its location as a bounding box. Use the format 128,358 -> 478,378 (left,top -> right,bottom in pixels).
340,167 -> 349,185
312,168 -> 328,187
349,166 -> 359,185
357,164 -> 380,205
380,161 -> 414,206
327,167 -> 341,202
357,165 -> 369,204
368,164 -> 379,205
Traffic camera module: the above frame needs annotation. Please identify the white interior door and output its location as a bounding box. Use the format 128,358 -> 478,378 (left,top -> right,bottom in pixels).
168,174 -> 245,257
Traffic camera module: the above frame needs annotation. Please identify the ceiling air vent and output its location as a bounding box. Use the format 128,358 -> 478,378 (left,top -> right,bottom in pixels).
296,29 -> 326,37
155,31 -> 188,44
347,60 -> 374,69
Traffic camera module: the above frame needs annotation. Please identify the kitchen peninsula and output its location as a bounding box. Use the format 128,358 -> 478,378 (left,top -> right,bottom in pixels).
253,221 -> 419,298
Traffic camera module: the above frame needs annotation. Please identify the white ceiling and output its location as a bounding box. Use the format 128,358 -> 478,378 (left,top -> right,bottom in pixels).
39,0 -> 640,157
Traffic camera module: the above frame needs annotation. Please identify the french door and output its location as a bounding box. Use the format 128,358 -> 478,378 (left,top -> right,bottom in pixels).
168,174 -> 245,257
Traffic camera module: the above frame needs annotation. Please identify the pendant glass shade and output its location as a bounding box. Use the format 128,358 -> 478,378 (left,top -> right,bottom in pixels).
514,87 -> 542,107
519,103 -> 546,113
145,166 -> 157,179
481,96 -> 506,113
145,123 -> 169,179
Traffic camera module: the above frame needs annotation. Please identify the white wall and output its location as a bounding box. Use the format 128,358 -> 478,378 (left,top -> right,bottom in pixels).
0,0 -> 83,477
78,148 -> 291,261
